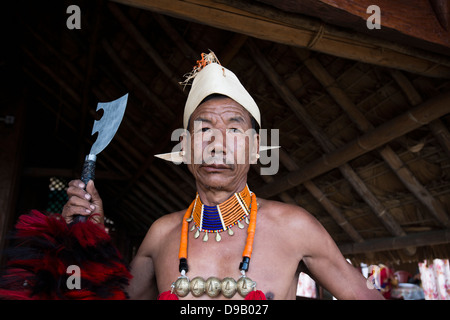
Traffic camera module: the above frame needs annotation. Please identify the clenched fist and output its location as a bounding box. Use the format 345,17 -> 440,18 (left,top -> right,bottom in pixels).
62,179 -> 104,225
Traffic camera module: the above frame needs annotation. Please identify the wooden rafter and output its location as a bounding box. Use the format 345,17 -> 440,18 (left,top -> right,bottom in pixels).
279,150 -> 365,243
256,90 -> 450,198
23,36 -> 183,218
391,70 -> 450,160
108,3 -> 185,94
247,39 -> 406,237
429,0 -> 450,30
294,48 -> 450,228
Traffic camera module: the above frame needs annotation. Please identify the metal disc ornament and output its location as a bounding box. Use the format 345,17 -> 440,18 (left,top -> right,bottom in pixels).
205,277 -> 221,297
237,276 -> 255,297
221,277 -> 237,298
174,277 -> 190,297
190,276 -> 206,297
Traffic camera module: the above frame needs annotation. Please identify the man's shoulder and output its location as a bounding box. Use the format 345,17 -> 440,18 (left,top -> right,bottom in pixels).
258,198 -> 322,231
149,209 -> 186,234
259,198 -> 311,219
138,209 -> 186,255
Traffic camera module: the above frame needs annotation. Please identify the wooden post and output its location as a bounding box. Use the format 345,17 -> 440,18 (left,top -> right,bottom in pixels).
0,94 -> 25,256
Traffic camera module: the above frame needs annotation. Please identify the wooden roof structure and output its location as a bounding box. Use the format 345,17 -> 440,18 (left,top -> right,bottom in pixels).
1,0 -> 450,265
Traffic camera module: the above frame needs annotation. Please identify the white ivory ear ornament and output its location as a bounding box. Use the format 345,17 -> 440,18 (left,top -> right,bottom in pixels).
155,145 -> 280,164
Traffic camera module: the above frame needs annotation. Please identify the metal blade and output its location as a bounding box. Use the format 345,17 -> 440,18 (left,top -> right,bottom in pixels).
90,93 -> 128,156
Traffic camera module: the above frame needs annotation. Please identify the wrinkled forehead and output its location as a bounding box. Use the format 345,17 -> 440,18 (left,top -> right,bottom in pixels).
189,97 -> 253,128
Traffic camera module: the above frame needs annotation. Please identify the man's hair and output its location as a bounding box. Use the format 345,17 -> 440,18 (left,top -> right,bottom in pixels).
187,94 -> 260,132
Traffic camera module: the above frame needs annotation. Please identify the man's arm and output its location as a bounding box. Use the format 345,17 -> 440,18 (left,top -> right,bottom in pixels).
127,250 -> 158,299
127,215 -> 172,300
294,208 -> 384,300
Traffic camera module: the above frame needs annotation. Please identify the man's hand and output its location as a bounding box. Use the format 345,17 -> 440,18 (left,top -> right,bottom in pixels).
62,180 -> 104,225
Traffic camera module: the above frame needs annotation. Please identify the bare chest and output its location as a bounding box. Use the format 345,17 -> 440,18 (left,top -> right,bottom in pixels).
154,219 -> 300,300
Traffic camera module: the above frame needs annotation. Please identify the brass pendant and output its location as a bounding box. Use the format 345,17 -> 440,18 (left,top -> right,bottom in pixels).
190,276 -> 206,297
237,276 -> 255,297
205,277 -> 221,297
221,277 -> 237,298
174,277 -> 190,297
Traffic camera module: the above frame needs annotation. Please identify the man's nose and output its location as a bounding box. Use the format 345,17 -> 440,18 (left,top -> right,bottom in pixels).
207,129 -> 227,155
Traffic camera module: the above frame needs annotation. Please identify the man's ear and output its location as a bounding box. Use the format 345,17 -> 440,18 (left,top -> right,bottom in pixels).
250,132 -> 260,164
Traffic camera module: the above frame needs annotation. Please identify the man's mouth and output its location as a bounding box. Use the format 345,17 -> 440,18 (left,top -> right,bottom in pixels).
200,160 -> 233,172
202,163 -> 229,169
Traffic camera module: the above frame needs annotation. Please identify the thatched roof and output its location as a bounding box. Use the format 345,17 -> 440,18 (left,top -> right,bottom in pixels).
2,0 -> 450,265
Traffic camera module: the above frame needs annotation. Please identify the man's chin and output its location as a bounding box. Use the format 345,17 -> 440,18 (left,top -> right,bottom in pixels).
197,171 -> 233,188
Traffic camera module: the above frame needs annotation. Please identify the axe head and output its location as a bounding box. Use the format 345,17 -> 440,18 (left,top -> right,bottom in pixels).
90,93 -> 128,156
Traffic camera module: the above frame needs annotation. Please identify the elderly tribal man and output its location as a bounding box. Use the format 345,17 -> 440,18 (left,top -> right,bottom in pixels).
61,53 -> 383,300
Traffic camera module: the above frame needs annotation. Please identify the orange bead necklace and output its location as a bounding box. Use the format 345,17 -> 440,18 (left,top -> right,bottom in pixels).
169,186 -> 260,299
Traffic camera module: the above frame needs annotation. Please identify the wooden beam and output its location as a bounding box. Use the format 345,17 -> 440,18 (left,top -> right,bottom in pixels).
108,2 -> 185,93
101,39 -> 175,118
24,57 -> 181,218
151,12 -> 198,61
339,229 -> 450,255
219,34 -> 248,66
391,69 -> 450,160
256,90 -> 450,198
22,47 -> 81,105
25,25 -> 161,164
112,0 -> 450,78
429,0 -> 450,30
247,39 -> 405,237
278,150 -> 364,243
429,119 -> 450,160
295,49 -> 450,227
258,0 -> 450,50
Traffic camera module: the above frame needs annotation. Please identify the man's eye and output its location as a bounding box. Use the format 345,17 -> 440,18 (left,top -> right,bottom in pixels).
201,127 -> 211,132
228,128 -> 242,133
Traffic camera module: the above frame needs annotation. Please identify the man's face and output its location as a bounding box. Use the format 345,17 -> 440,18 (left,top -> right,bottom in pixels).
183,97 -> 259,190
